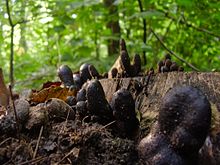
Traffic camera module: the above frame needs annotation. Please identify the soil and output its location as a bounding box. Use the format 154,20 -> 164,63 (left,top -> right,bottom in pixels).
0,116 -> 152,165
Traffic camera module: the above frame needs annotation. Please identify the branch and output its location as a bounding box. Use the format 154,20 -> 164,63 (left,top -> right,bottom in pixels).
14,19 -> 29,26
137,0 -> 147,65
160,9 -> 220,39
6,0 -> 14,27
150,28 -> 200,71
181,13 -> 220,38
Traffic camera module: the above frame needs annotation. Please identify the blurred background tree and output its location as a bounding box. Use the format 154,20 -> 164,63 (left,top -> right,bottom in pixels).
0,0 -> 219,91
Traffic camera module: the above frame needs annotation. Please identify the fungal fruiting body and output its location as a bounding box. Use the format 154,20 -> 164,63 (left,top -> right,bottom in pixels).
159,86 -> 211,156
86,80 -> 113,124
120,50 -> 131,76
73,74 -> 83,89
138,128 -> 185,165
133,54 -> 141,75
157,54 -> 184,73
57,65 -> 74,87
88,64 -> 100,79
79,63 -> 92,83
138,86 -> 211,165
110,88 -> 139,138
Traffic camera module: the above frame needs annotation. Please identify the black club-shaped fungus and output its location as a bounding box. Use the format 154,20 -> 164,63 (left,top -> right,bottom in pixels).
80,63 -> 92,83
138,86 -> 211,165
76,88 -> 87,102
120,50 -> 131,76
57,65 -> 74,87
120,39 -> 127,52
133,53 -> 141,75
158,86 -> 211,155
138,126 -> 185,165
88,64 -> 99,79
73,74 -> 83,89
110,88 -> 139,138
86,80 -> 113,123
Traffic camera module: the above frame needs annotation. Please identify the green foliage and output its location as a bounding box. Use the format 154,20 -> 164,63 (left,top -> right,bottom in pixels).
0,0 -> 220,91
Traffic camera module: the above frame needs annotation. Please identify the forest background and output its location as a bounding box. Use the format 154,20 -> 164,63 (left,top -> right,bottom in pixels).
0,0 -> 220,91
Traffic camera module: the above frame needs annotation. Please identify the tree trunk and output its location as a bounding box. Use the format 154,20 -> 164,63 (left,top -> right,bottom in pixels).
19,1 -> 27,52
101,72 -> 220,113
100,72 -> 220,165
104,0 -> 121,56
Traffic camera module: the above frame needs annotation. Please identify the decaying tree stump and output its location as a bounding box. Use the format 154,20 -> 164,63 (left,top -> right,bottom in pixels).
100,72 -> 220,165
101,72 -> 220,114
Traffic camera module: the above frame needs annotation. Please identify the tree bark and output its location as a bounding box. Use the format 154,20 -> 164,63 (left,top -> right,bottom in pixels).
100,72 -> 220,165
101,72 -> 220,114
104,0 -> 121,56
6,0 -> 15,87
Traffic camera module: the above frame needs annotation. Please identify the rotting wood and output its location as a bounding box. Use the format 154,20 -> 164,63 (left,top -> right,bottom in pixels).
101,72 -> 220,115
101,72 -> 220,164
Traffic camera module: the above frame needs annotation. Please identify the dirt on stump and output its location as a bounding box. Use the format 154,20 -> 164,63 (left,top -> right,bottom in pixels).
0,116 -> 148,165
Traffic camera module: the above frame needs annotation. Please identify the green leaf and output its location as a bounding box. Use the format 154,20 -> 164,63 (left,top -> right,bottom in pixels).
53,25 -> 66,32
176,0 -> 194,7
60,15 -> 75,25
128,10 -> 164,19
113,0 -> 126,5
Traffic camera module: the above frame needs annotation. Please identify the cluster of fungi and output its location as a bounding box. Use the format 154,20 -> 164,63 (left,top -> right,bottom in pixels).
0,39 -> 212,164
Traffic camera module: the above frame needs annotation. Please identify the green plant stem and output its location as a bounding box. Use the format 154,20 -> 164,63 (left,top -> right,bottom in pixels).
150,28 -> 200,71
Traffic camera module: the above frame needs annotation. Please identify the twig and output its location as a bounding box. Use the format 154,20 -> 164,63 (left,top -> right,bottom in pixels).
181,13 -> 220,38
159,9 -> 220,39
0,137 -> 12,147
9,85 -> 20,139
82,115 -> 90,124
33,126 -> 44,159
187,23 -> 220,38
2,160 -> 12,165
19,156 -> 46,165
59,108 -> 70,134
56,148 -> 79,165
100,120 -> 116,130
150,28 -> 200,71
137,0 -> 147,65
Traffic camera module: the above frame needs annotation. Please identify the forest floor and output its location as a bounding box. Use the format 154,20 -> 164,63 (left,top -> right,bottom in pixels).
0,113 -> 154,165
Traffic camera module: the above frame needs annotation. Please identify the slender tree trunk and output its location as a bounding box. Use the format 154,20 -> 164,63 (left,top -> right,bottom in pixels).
0,23 -> 3,53
137,0 -> 147,65
94,30 -> 100,59
10,26 -> 14,87
104,0 -> 121,56
19,1 -> 27,52
6,0 -> 15,87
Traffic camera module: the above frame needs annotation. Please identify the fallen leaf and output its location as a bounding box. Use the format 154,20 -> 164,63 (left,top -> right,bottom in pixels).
0,68 -> 9,108
42,81 -> 62,89
30,86 -> 76,103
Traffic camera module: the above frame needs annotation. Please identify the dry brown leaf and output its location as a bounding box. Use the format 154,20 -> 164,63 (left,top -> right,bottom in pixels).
30,86 -> 76,103
42,81 -> 62,89
0,68 -> 9,108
